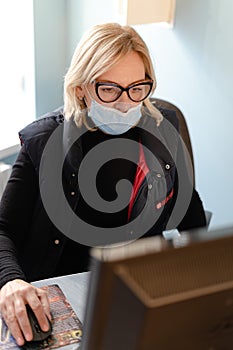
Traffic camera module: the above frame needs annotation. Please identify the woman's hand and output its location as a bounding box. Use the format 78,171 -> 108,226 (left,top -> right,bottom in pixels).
0,279 -> 51,346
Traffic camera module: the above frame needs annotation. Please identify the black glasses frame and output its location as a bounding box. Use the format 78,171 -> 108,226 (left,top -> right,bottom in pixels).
95,80 -> 153,103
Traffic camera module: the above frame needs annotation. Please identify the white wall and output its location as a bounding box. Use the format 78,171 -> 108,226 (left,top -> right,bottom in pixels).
34,0 -> 233,229
0,1 -> 35,151
33,0 -> 117,115
134,0 -> 233,229
66,0 -> 118,62
33,0 -> 67,116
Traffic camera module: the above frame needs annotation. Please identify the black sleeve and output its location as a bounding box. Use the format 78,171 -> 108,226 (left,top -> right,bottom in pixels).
173,129 -> 207,231
0,145 -> 38,288
177,188 -> 206,231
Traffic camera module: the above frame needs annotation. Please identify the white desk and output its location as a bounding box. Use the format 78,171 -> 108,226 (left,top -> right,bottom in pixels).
32,272 -> 90,350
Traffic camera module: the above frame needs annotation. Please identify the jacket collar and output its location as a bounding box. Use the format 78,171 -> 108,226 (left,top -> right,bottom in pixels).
137,113 -> 178,170
62,111 -> 179,173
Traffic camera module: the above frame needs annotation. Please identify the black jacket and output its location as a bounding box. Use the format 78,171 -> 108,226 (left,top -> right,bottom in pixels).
0,107 -> 206,287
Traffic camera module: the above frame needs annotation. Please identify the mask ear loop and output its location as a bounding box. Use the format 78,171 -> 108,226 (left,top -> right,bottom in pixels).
81,90 -> 99,131
83,87 -> 96,110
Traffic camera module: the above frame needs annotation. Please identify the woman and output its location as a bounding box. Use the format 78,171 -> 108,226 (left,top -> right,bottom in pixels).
0,23 -> 206,345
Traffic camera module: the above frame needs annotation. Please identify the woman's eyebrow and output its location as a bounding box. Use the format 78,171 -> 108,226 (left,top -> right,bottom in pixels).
95,77 -> 149,86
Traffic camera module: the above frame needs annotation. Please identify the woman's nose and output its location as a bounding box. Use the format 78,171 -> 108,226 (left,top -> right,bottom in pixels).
118,91 -> 131,104
114,92 -> 132,111
113,101 -> 133,113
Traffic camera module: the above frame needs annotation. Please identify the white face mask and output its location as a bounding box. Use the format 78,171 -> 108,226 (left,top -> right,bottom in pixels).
87,100 -> 142,135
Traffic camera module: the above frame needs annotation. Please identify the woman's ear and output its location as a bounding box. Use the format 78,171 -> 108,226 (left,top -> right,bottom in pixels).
75,86 -> 84,100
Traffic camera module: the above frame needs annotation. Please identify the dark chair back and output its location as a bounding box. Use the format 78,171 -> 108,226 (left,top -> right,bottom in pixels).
150,97 -> 195,185
150,97 -> 212,226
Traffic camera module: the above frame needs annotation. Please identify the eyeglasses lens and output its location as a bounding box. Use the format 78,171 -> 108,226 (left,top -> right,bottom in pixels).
97,85 -> 121,102
128,84 -> 152,102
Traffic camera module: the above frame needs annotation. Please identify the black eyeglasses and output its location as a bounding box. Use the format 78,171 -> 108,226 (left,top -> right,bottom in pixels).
94,79 -> 153,103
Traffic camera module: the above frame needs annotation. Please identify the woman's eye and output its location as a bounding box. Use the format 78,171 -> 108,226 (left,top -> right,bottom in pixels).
100,87 -> 115,94
130,88 -> 143,96
131,87 -> 143,92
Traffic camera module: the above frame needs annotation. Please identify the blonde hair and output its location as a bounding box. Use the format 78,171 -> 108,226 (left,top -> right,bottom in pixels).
64,22 -> 162,127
